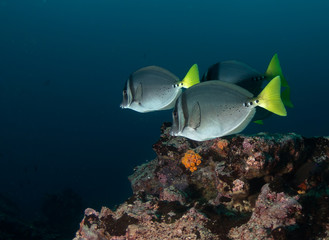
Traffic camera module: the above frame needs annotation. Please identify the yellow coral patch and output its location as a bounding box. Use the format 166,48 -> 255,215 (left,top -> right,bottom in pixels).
181,150 -> 202,172
217,139 -> 229,150
211,139 -> 229,157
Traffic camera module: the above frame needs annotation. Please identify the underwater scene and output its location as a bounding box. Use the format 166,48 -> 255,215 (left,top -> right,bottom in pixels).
0,0 -> 329,239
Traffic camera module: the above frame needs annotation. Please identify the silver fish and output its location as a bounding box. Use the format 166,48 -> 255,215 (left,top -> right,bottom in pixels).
120,64 -> 199,113
201,54 -> 293,108
202,60 -> 263,95
170,76 -> 286,141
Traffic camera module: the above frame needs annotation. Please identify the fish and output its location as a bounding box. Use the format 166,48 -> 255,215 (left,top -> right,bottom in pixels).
170,76 -> 286,141
201,54 -> 293,108
120,64 -> 200,113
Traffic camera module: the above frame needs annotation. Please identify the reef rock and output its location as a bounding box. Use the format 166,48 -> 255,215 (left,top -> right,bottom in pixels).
74,123 -> 329,240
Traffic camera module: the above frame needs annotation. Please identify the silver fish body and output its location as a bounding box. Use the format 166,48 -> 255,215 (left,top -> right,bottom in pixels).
170,80 -> 256,141
200,54 -> 293,123
201,60 -> 265,95
121,66 -> 182,113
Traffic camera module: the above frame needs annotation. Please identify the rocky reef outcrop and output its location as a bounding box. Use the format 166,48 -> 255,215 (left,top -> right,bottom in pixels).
74,123 -> 329,240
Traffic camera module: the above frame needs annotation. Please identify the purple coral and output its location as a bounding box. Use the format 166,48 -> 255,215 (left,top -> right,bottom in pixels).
229,184 -> 302,240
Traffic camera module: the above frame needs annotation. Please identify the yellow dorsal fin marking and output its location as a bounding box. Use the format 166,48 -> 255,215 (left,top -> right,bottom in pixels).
256,76 -> 287,116
265,53 -> 289,88
178,64 -> 200,88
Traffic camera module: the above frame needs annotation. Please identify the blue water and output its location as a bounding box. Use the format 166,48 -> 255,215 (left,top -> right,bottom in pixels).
0,0 -> 328,226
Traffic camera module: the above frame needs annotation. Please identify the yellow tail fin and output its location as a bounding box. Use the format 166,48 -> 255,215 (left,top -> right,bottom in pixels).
256,76 -> 287,116
265,54 -> 293,108
281,87 -> 294,108
265,53 -> 289,88
179,64 -> 200,88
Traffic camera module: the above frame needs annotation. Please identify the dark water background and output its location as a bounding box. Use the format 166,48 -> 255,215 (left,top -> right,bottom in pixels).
0,0 -> 328,233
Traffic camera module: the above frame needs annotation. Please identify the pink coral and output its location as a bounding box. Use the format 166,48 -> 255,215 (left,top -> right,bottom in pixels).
229,184 -> 302,240
232,179 -> 245,193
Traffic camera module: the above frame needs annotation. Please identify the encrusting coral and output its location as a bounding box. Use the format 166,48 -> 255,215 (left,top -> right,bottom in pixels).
74,123 -> 329,240
181,149 -> 202,172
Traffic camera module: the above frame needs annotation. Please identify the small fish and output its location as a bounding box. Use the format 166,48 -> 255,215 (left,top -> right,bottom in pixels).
170,76 -> 286,141
202,54 -> 293,108
120,64 -> 200,113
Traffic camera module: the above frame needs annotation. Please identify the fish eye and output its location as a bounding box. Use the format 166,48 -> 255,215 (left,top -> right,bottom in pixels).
173,111 -> 177,117
123,90 -> 127,95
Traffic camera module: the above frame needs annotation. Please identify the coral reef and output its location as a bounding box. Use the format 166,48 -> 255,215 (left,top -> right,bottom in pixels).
228,184 -> 302,239
74,123 -> 329,240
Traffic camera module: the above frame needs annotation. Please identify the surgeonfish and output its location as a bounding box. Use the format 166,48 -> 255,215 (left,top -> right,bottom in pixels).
120,64 -> 200,113
170,76 -> 286,141
201,54 -> 293,108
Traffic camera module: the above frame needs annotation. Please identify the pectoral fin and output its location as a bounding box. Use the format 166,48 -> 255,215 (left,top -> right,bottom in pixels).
189,102 -> 201,129
135,82 -> 143,104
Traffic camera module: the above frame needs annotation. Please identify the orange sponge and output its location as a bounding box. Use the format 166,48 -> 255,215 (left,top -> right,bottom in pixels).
181,150 -> 202,172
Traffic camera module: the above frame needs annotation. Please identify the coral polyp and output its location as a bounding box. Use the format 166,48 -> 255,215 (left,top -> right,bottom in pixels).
181,150 -> 202,172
